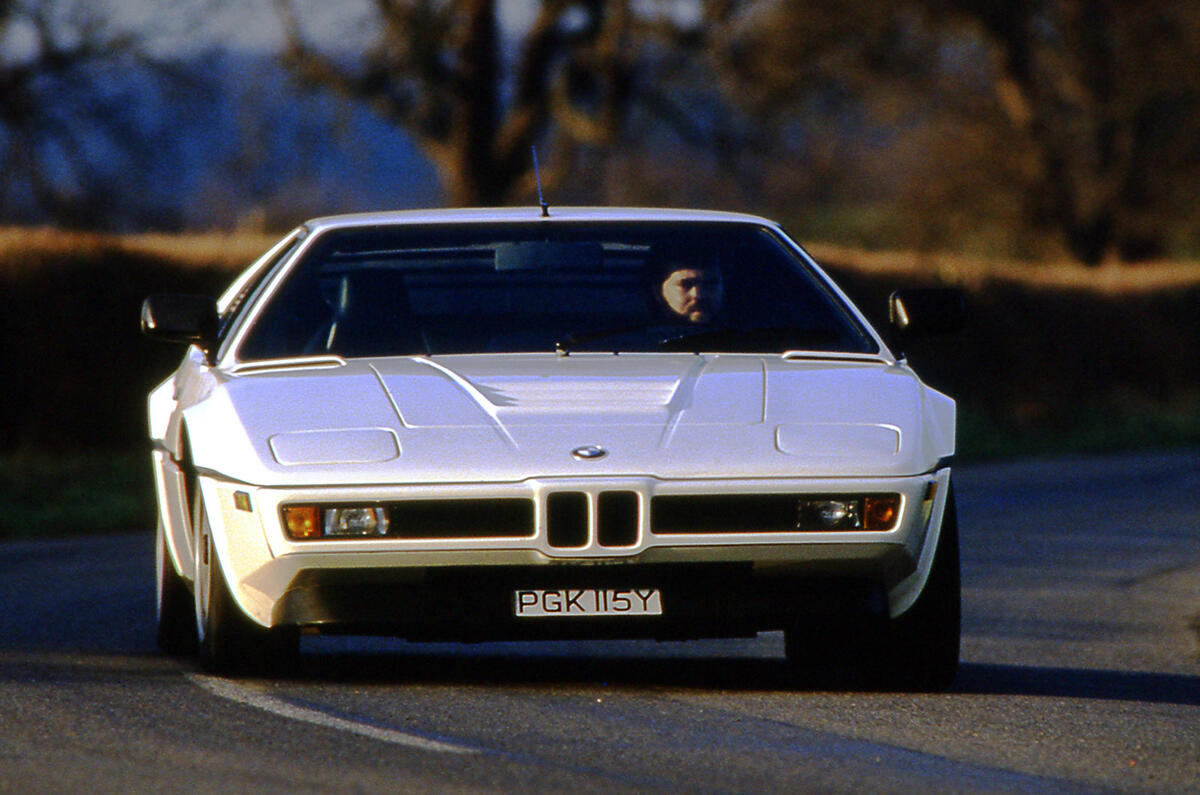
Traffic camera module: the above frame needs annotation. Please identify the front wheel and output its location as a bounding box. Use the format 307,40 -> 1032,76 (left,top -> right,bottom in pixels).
193,496 -> 298,675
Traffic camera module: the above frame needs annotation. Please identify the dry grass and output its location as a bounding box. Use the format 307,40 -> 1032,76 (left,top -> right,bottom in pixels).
3,227 -> 1198,290
805,242 -> 1200,293
120,230 -> 280,269
0,226 -> 277,274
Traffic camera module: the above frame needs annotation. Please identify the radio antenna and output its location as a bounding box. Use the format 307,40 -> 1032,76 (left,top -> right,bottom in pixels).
532,146 -> 549,217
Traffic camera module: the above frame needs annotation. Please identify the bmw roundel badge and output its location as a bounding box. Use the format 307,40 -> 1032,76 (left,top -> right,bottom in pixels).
571,445 -> 608,461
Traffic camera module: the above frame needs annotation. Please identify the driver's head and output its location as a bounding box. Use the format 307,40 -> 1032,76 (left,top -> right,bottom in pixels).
657,261 -> 724,324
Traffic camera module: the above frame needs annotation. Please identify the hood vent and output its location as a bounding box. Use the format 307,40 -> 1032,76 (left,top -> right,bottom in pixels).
475,377 -> 679,409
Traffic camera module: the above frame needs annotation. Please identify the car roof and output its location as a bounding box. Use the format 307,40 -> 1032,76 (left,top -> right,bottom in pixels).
302,206 -> 782,234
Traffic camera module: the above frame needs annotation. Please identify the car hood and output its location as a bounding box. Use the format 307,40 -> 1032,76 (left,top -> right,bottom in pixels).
185,353 -> 954,486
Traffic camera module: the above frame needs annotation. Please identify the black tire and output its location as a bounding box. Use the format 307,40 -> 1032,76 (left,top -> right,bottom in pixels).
783,612 -> 890,688
194,498 -> 299,675
156,524 -> 197,656
885,485 -> 961,691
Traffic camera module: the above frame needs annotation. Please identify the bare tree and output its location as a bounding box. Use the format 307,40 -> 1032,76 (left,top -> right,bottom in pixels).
0,0 -> 162,226
720,0 -> 1200,263
274,0 -> 646,206
931,0 -> 1200,262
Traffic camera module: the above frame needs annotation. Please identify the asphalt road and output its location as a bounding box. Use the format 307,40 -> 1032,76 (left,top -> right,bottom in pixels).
2,451 -> 1198,794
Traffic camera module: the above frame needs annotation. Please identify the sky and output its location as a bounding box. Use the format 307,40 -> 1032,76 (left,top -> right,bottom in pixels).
91,0 -> 543,55
5,1 -> 703,60
96,0 -> 375,54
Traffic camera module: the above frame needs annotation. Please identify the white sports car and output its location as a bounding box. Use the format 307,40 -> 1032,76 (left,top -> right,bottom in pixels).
143,207 -> 964,687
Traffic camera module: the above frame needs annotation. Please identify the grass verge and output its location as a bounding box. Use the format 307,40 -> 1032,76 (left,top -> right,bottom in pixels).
0,452 -> 156,540
957,399 -> 1200,462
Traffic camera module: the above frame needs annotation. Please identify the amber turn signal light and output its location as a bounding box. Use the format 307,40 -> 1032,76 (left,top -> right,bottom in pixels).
862,495 -> 900,530
282,505 -> 320,540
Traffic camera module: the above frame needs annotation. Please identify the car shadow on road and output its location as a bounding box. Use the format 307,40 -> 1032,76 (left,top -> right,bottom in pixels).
953,662 -> 1200,706
284,647 -> 1200,705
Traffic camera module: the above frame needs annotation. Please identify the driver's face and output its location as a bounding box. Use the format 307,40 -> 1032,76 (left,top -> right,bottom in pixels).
660,267 -> 723,324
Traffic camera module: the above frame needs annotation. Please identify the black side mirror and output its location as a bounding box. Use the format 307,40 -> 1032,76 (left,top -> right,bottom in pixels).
889,288 -> 965,337
141,294 -> 219,352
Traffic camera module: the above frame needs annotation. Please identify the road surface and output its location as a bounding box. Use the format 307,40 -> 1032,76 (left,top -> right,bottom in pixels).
1,450 -> 1197,793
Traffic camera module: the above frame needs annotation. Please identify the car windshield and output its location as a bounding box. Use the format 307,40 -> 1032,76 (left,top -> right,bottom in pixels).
235,221 -> 878,360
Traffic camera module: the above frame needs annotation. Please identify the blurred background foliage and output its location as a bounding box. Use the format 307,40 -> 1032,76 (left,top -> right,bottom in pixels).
1,0 -> 1199,535
2,0 -> 1199,262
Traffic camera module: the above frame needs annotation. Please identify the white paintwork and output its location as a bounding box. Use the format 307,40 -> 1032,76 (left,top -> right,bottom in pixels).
180,353 -> 950,486
147,207 -> 956,631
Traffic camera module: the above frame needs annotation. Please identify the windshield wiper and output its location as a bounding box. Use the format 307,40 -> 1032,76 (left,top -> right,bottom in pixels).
556,324 -> 854,355
655,326 -> 850,353
555,322 -> 675,355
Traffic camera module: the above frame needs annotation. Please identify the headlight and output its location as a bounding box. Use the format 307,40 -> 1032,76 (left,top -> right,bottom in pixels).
325,506 -> 389,537
805,499 -> 858,528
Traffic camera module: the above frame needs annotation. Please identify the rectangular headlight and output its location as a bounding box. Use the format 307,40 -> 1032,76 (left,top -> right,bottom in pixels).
324,506 -> 389,537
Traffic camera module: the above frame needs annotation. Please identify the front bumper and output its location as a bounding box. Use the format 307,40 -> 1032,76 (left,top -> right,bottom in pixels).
197,469 -> 953,634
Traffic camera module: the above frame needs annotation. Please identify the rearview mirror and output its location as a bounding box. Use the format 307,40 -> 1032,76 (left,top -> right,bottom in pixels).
889,288 -> 965,337
141,294 -> 219,348
494,241 -> 604,271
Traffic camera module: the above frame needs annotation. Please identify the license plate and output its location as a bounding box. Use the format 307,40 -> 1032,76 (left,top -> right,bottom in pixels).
514,588 -> 663,618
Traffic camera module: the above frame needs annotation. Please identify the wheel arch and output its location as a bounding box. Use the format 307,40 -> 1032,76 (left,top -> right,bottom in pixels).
193,474 -> 277,628
885,467 -> 956,618
152,421 -> 198,586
